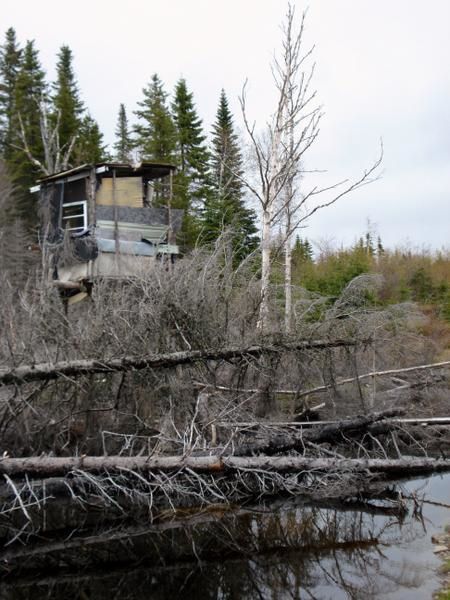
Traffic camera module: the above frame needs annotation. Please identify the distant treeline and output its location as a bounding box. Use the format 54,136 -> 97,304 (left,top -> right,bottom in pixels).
283,233 -> 450,324
0,28 -> 259,254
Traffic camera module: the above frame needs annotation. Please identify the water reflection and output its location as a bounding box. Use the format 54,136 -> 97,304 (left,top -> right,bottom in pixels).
1,474 -> 448,600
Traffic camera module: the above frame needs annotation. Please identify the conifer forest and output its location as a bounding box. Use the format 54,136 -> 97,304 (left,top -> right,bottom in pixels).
0,6 -> 449,600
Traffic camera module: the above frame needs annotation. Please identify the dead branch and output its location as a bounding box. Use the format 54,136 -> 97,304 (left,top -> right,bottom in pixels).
292,360 -> 450,398
16,99 -> 78,176
204,361 -> 450,398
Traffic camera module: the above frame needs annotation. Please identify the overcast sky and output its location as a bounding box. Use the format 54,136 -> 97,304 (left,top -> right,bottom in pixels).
3,0 -> 450,251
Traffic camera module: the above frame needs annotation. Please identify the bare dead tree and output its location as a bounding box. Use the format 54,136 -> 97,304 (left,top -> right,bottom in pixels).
239,5 -> 382,331
17,97 -> 77,176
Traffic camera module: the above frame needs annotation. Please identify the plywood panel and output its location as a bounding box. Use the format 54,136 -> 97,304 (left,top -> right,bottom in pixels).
96,177 -> 143,207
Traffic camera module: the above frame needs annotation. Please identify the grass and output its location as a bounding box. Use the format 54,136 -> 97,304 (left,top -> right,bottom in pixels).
435,526 -> 450,600
439,558 -> 450,576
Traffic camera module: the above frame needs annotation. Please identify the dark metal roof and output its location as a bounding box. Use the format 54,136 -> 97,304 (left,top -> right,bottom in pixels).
37,161 -> 177,184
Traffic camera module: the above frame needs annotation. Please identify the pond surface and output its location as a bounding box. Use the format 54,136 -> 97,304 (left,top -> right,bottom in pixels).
1,473 -> 449,599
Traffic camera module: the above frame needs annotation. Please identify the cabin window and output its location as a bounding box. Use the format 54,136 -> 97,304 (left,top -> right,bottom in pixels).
62,201 -> 87,232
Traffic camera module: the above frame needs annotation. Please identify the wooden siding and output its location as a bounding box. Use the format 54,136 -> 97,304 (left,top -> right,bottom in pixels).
96,177 -> 143,207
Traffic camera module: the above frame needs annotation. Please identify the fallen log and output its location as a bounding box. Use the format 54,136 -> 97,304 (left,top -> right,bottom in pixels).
0,338 -> 360,386
1,455 -> 449,478
232,408 -> 405,456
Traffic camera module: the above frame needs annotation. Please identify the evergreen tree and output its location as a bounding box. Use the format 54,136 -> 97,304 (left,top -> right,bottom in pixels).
134,73 -> 176,162
203,89 -> 258,261
292,236 -> 313,264
134,74 -> 176,212
0,28 -> 22,159
74,113 -> 108,164
171,78 -> 210,246
376,235 -> 385,257
113,103 -> 133,162
52,45 -> 84,155
365,230 -> 375,256
9,40 -> 46,225
171,78 -> 209,194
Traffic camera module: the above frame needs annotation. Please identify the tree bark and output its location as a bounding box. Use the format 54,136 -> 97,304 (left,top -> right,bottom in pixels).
0,338 -> 360,386
1,454 -> 449,478
233,408 -> 405,455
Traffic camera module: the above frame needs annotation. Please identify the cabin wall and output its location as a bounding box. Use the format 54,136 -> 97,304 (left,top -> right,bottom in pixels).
95,206 -> 183,244
96,177 -> 143,208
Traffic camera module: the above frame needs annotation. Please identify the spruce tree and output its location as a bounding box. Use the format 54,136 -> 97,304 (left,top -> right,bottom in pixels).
203,89 -> 258,261
0,28 -> 22,160
113,103 -> 133,162
134,73 -> 176,162
376,235 -> 385,257
292,236 -> 313,263
9,40 -> 46,225
74,113 -> 108,164
134,74 -> 176,211
171,78 -> 210,246
171,78 -> 209,192
52,45 -> 84,155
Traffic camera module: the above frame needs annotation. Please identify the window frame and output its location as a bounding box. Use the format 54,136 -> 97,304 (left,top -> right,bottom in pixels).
61,200 -> 88,233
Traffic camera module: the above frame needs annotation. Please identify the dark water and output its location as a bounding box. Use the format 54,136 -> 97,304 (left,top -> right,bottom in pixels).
1,474 -> 449,599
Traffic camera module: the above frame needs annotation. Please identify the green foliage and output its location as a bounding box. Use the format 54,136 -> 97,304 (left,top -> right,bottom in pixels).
289,228 -> 450,324
134,73 -> 176,162
8,40 -> 46,226
408,267 -> 434,302
0,28 -> 22,160
134,74 -> 176,211
435,588 -> 450,600
0,161 -> 38,285
292,236 -> 313,264
74,113 -> 108,164
113,103 -> 133,162
299,245 -> 372,297
171,78 -> 210,247
52,45 -> 84,154
202,89 -> 259,262
171,78 -> 209,188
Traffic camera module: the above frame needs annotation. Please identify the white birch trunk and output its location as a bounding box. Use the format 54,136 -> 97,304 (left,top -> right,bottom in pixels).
257,124 -> 282,331
258,207 -> 273,330
284,230 -> 292,333
283,82 -> 296,333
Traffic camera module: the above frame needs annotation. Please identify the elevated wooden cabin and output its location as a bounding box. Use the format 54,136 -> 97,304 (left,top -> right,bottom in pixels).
33,162 -> 182,297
